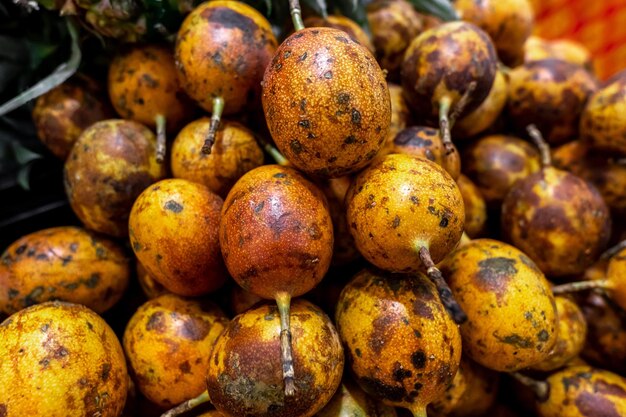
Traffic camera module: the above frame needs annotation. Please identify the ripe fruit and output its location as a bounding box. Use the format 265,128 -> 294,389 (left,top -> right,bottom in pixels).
336,268 -> 462,417
0,226 -> 129,315
136,260 -> 168,299
124,294 -> 228,408
0,302 -> 128,417
524,36 -> 594,71
262,27 -> 391,178
317,379 -> 398,417
387,83 -> 412,140
456,175 -> 487,239
129,179 -> 227,296
64,119 -> 166,237
303,15 -> 374,52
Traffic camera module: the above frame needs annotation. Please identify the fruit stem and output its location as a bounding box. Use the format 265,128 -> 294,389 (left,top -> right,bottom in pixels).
552,280 -> 609,295
160,390 -> 210,417
600,239 -> 626,261
438,96 -> 454,156
449,81 -> 477,126
264,142 -> 289,166
409,406 -> 428,417
526,124 -> 551,167
202,96 -> 224,155
510,372 -> 550,402
417,246 -> 467,324
289,0 -> 305,31
276,291 -> 296,397
155,114 -> 166,163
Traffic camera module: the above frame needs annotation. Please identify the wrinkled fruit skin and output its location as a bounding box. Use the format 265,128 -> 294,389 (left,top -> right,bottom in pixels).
171,118 -> 265,198
108,44 -> 194,131
501,166 -> 611,277
538,366 -> 626,417
303,15 -> 374,53
401,21 -> 497,124
219,165 -> 333,299
64,119 -> 166,237
262,27 -> 391,178
336,268 -> 462,413
0,226 -> 129,315
346,153 -> 464,273
32,75 -> 112,160
316,379 -> 398,417
130,179 -> 227,296
175,0 -> 277,114
207,299 -> 344,417
0,302 -> 128,417
123,294 -> 228,407
508,59 -> 598,145
607,248 -> 626,311
456,174 -> 487,239
440,239 -> 558,371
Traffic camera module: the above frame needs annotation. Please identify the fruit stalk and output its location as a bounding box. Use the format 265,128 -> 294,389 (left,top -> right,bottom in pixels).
264,142 -> 289,166
289,0 -> 305,31
551,280 -> 608,295
601,239 -> 626,261
526,124 -> 551,167
202,96 -> 224,155
509,372 -> 549,402
276,291 -> 296,396
439,96 -> 453,155
155,114 -> 166,163
409,405 -> 428,417
160,390 -> 210,417
449,81 -> 477,126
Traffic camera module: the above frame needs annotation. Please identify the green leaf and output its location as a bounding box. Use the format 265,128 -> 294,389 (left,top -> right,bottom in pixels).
26,41 -> 59,70
302,0 -> 328,18
406,0 -> 458,21
12,142 -> 42,165
0,19 -> 81,117
16,162 -> 34,191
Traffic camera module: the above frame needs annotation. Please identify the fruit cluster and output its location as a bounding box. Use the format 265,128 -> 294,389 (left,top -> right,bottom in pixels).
2,0 -> 626,416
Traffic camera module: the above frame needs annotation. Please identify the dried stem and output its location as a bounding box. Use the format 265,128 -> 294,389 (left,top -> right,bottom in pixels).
276,291 -> 296,396
155,114 -> 166,163
600,239 -> 626,261
160,390 -> 210,417
449,81 -> 477,126
202,96 -> 224,155
289,0 -> 305,31
264,143 -> 289,166
526,124 -> 551,167
438,96 -> 454,156
510,372 -> 550,402
551,280 -> 608,295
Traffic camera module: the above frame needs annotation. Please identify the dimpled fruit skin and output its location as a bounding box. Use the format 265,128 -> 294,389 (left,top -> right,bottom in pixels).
262,27 -> 391,178
171,118 -> 264,198
580,77 -> 626,155
538,366 -> 626,417
0,226 -> 129,315
440,239 -> 557,372
175,1 -> 277,114
335,268 -> 461,413
346,153 -> 464,273
129,179 -> 227,296
316,379 -> 398,417
64,119 -> 166,237
123,294 -> 228,408
401,21 -> 497,123
219,165 -> 333,299
0,301 -> 128,417
206,299 -> 344,417
501,166 -> 611,277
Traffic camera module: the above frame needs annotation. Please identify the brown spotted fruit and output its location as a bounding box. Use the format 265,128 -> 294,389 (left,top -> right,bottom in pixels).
129,178 -> 227,297
171,118 -> 264,198
388,83 -> 413,140
0,226 -> 129,315
440,238 -> 558,371
108,44 -> 195,163
507,59 -> 597,145
124,294 -> 228,408
219,164 -> 333,394
316,378 -> 398,417
32,75 -> 113,159
175,0 -> 277,154
335,268 -> 462,417
0,301 -> 128,417
401,21 -> 497,153
524,36 -> 594,72
136,260 -> 168,299
64,119 -> 166,237
262,27 -> 391,178
228,284 -> 263,316
303,15 -> 374,53
456,175 -> 487,239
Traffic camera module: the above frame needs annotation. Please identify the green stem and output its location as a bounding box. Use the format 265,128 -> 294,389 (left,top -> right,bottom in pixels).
438,96 -> 454,156
276,291 -> 296,396
509,372 -> 550,402
264,143 -> 289,166
202,96 -> 224,155
155,114 -> 166,163
552,280 -> 609,295
160,390 -> 210,417
526,124 -> 551,167
600,239 -> 626,261
408,405 -> 428,417
289,0 -> 305,31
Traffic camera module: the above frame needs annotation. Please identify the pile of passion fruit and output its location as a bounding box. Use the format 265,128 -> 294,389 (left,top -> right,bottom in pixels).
2,0 -> 626,416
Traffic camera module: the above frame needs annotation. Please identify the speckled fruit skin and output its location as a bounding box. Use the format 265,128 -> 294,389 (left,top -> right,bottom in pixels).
580,76 -> 626,155
455,0 -> 533,66
537,366 -> 626,417
262,27 -> 391,178
440,239 -> 557,371
524,37 -> 594,72
401,21 -> 497,124
456,175 -> 487,239
429,357 -> 499,417
346,153 -> 464,273
108,44 -> 194,131
607,248 -> 626,311
303,15 -> 374,53
64,119 -> 166,237
171,118 -> 264,198
175,1 -> 277,114
462,135 -> 541,206
366,0 -> 422,78
219,165 -> 333,299
32,75 -> 113,160
501,166 -> 611,277
207,299 -> 344,417
0,226 -> 129,315
531,296 -> 587,372
316,379 -> 397,417
335,268 -> 462,415
123,294 -> 228,408
453,70 -> 508,140
508,59 -> 598,145
129,178 -> 227,296
136,260 -> 168,299
0,301 -> 128,417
